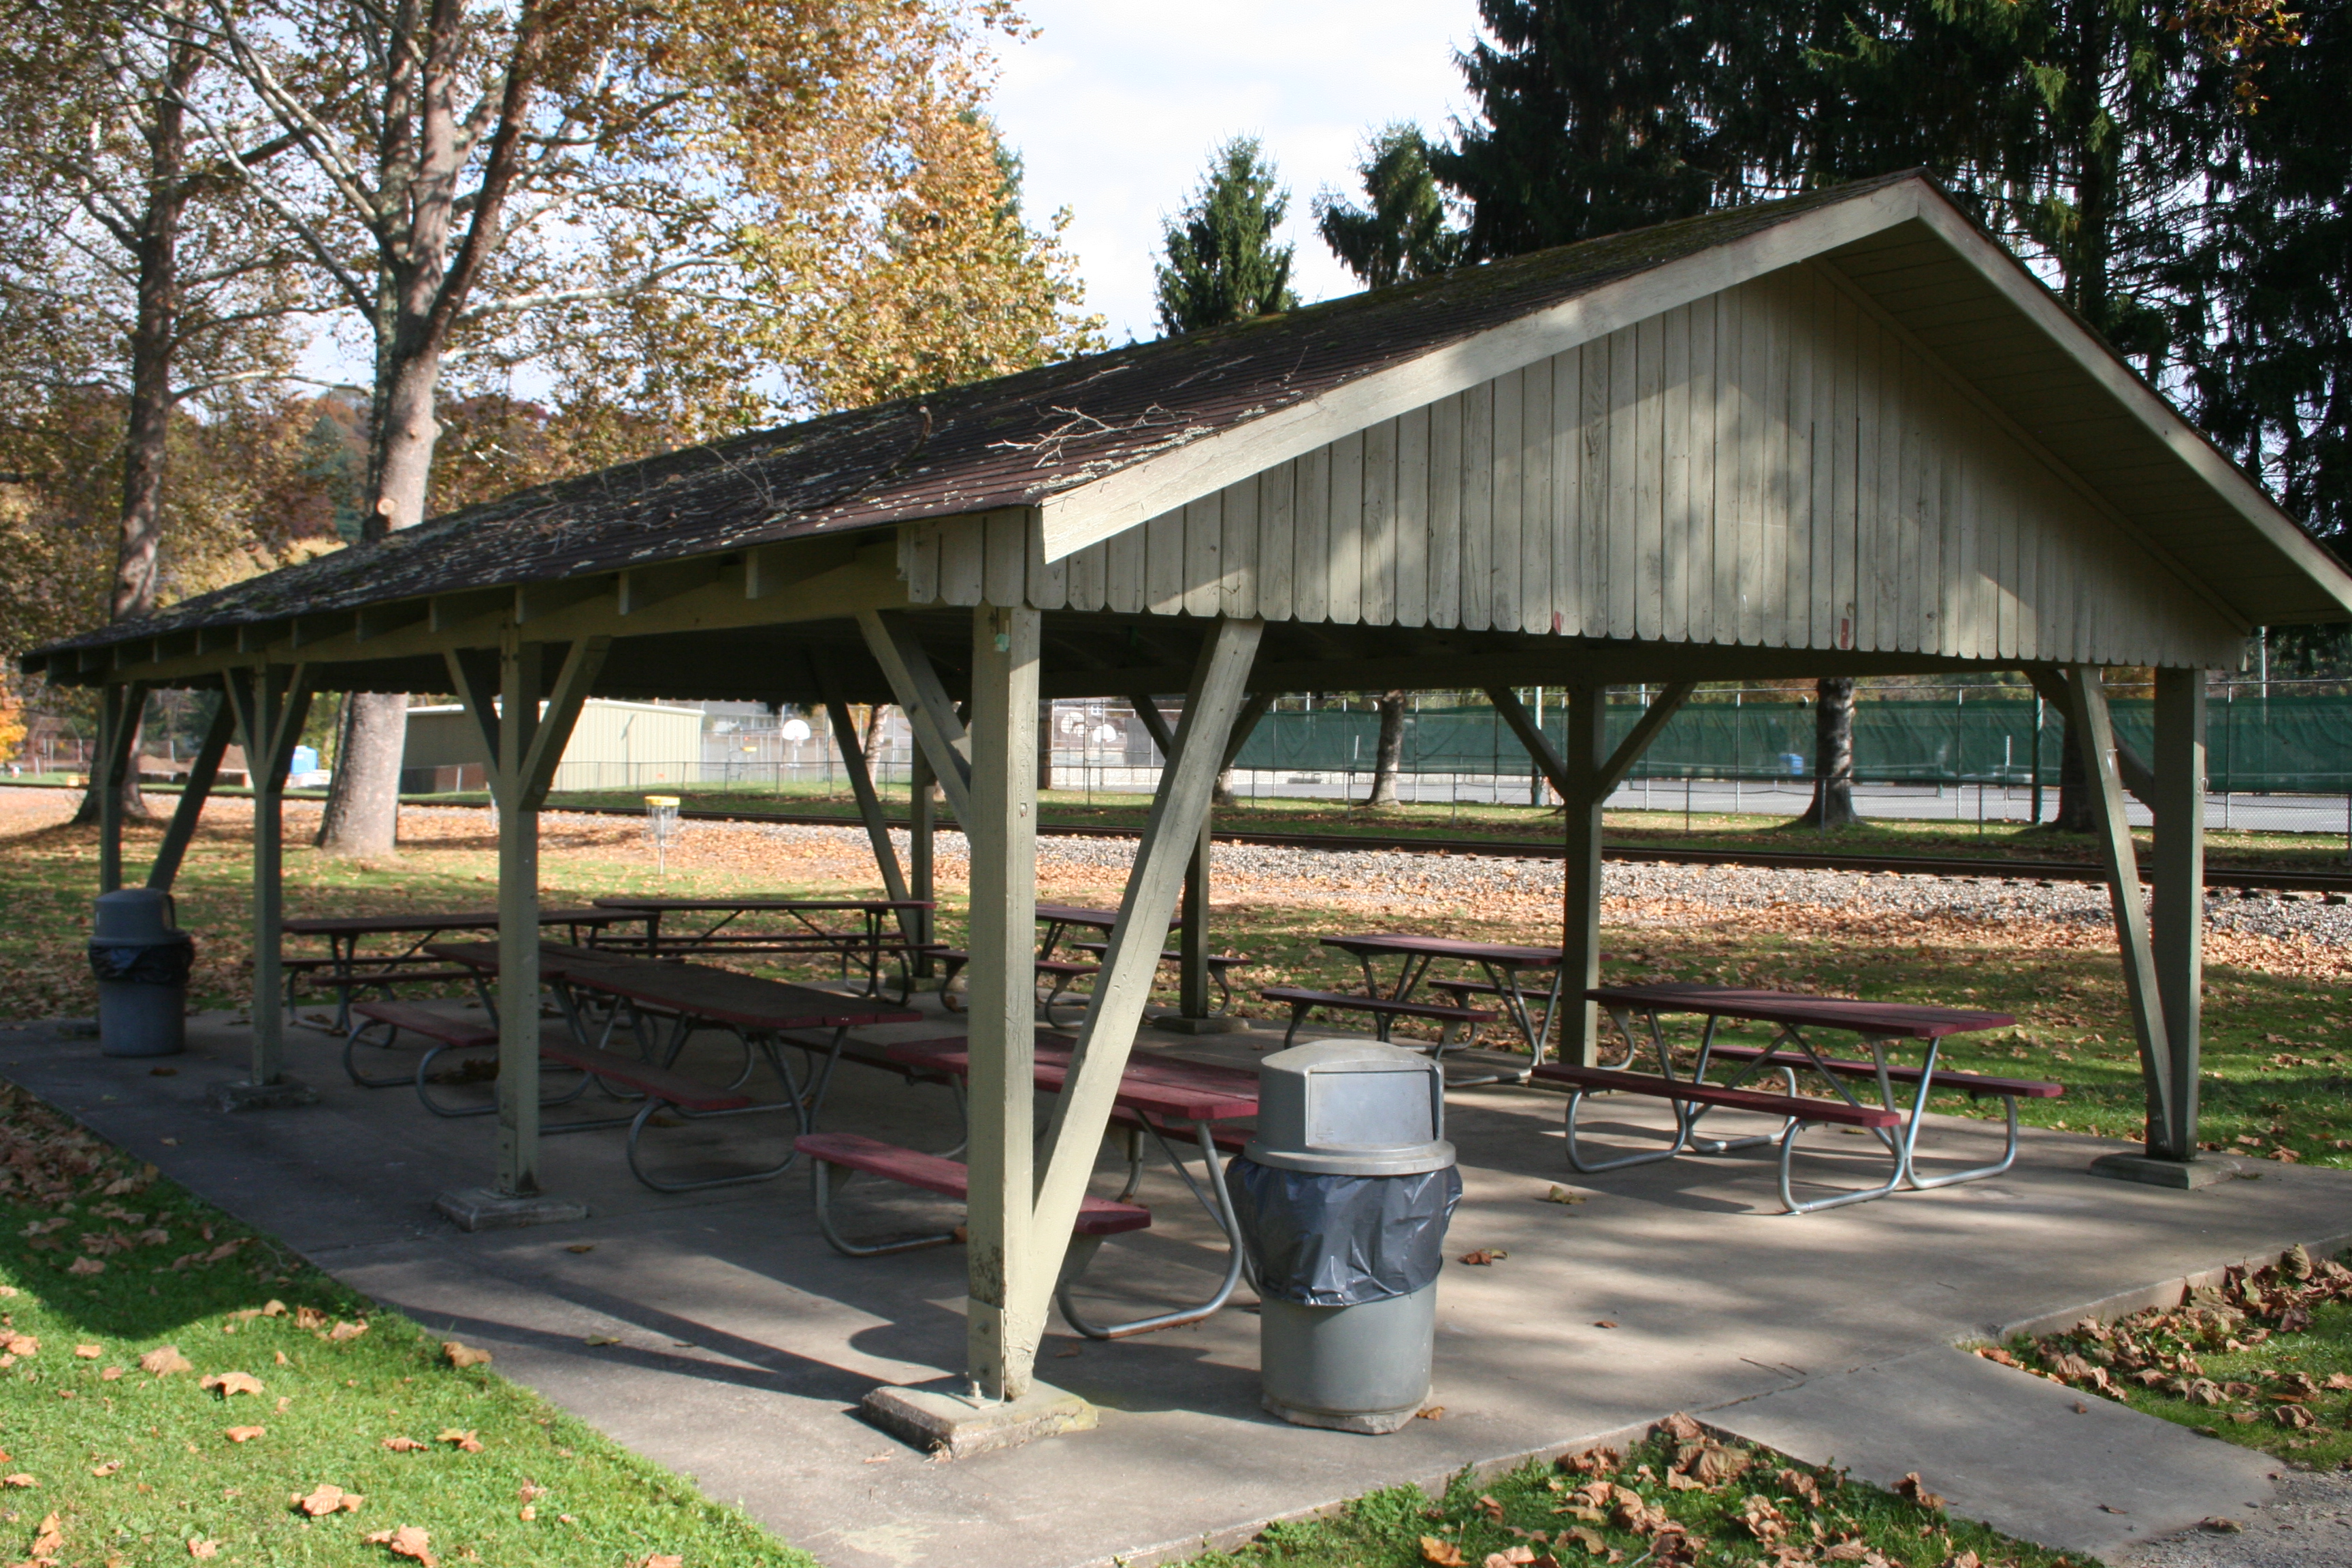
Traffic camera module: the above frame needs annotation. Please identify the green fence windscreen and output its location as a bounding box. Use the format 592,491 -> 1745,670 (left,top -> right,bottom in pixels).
1227,696 -> 2352,792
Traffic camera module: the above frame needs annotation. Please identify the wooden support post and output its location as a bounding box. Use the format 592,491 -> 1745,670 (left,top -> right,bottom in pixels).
1176,693 -> 1267,1022
1560,684 -> 1607,1066
858,609 -> 973,821
147,693 -> 235,892
1020,619 -> 1262,1346
2149,668 -> 2206,1161
1488,681 -> 1689,1064
446,636 -> 607,1203
964,602 -> 1043,1400
2059,666 -> 2175,1147
909,742 -> 936,975
815,659 -> 915,945
222,664 -> 316,1094
95,681 -> 150,894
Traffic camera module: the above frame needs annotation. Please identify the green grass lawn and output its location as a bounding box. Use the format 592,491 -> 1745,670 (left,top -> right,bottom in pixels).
1998,1245 -> 2352,1473
1171,1422 -> 2074,1568
0,1081 -> 806,1567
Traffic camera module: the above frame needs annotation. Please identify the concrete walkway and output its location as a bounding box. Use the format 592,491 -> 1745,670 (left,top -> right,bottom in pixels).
6,1004 -> 2342,1568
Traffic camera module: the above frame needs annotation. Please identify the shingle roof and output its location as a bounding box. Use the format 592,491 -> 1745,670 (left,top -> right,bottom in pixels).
30,174 -> 1924,656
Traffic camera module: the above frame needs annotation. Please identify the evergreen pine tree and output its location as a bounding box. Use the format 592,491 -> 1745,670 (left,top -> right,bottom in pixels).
1429,0 -> 1731,260
1313,124 -> 1465,290
1154,139 -> 1299,335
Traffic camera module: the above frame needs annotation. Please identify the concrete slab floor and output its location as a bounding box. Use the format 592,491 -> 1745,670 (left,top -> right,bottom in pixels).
6,1003 -> 2348,1568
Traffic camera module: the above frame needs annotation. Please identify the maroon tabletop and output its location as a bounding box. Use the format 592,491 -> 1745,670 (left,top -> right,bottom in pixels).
887,1039 -> 1256,1123
1588,983 -> 2014,1040
564,963 -> 921,1031
1035,904 -> 1183,931
284,907 -> 621,936
1322,933 -> 1564,967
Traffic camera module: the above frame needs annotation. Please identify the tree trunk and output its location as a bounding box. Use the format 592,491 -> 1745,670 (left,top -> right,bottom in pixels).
1795,678 -> 1859,829
314,314 -> 443,854
72,23 -> 203,828
1365,691 -> 1406,808
2051,721 -> 2095,832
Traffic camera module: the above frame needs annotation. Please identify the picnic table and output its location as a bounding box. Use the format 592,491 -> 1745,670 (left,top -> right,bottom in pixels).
416,941 -> 921,1190
1323,933 -> 1569,1062
589,896 -> 935,1000
932,903 -> 1193,1024
1531,983 -> 2055,1214
855,1036 -> 1258,1338
282,906 -> 632,1032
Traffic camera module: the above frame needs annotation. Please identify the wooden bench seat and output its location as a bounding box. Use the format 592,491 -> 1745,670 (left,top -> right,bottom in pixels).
1068,941 -> 1247,1014
1259,985 -> 1497,1048
1701,1045 -> 2063,1101
930,949 -> 1101,1020
1530,1062 -> 1903,1128
798,1132 -> 1150,1256
538,1041 -> 754,1113
349,999 -> 497,1050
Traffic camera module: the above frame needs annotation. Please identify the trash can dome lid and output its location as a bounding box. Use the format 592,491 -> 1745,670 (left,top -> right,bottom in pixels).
93,887 -> 180,940
1248,1038 -> 1454,1176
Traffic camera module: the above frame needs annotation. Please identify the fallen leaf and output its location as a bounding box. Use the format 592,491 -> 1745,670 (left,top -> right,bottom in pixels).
2200,1517 -> 2242,1533
189,1539 -> 219,1559
101,1366 -> 122,1382
224,1426 -> 266,1443
1944,1552 -> 1982,1568
72,1345 -> 101,1359
1592,1320 -> 1618,1330
565,1243 -> 595,1254
1460,1250 -> 1504,1266
364,1526 -> 438,1567
200,1371 -> 264,1399
442,1341 -> 491,1369
262,1301 -> 287,1317
292,1484 -> 364,1516
1,1474 -> 34,1488
1558,1526 -> 1607,1555
139,1345 -> 193,1377
1421,1536 -> 1469,1567
90,1460 -> 122,1476
1416,1405 -> 1446,1420
2097,1504 -> 2129,1515
32,1514 -> 63,1555
327,1320 -> 369,1343
1485,1550 -> 1539,1567
437,1429 -> 484,1454
584,1335 -> 621,1347
66,1256 -> 105,1275
1664,1469 -> 1703,1491
274,1351 -> 289,1367
1476,1494 -> 1506,1523
1894,1473 -> 1946,1512
294,1307 -> 327,1331
1541,1186 -> 1588,1205
637,1558 -> 683,1568
380,1437 -> 427,1453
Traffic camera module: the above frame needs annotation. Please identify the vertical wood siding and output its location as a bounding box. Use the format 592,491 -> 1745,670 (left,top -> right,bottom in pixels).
904,269 -> 2239,667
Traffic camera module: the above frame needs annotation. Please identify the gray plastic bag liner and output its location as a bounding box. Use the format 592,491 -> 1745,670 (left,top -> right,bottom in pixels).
88,936 -> 194,987
1224,1156 -> 1463,1307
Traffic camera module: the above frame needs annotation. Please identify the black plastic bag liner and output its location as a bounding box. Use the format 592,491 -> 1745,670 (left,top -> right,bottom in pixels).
1224,1156 -> 1463,1307
88,936 -> 194,987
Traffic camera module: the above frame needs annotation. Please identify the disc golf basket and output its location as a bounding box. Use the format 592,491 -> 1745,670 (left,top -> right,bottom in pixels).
644,795 -> 683,873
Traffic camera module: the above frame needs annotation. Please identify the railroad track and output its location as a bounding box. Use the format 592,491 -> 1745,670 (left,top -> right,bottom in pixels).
538,800 -> 2352,896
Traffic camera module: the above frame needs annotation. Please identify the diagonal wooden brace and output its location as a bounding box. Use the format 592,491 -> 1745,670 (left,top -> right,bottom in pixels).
1016,618 -> 1263,1334
858,609 -> 973,822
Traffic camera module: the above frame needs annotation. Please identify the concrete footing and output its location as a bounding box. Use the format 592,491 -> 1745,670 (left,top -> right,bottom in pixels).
862,1378 -> 1096,1458
433,1186 -> 589,1232
206,1077 -> 318,1112
2087,1152 -> 2240,1190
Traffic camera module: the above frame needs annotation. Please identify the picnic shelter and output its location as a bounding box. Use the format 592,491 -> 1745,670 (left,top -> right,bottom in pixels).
24,169 -> 2352,1418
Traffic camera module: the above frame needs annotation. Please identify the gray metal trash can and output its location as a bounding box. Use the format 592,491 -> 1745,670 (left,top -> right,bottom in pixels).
1224,1039 -> 1460,1433
87,888 -> 193,1058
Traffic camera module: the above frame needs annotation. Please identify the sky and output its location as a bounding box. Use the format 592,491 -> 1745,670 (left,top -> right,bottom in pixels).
987,2 -> 1486,345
